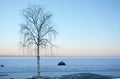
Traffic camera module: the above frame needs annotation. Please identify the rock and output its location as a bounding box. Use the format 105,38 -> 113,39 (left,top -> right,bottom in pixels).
57,61 -> 66,66
0,64 -> 4,67
59,73 -> 113,79
26,76 -> 50,79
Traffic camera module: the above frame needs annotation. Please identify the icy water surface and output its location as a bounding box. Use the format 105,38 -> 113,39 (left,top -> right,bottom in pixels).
0,57 -> 120,79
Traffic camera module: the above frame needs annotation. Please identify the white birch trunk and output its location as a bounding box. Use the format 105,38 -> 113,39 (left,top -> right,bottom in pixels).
37,45 -> 40,78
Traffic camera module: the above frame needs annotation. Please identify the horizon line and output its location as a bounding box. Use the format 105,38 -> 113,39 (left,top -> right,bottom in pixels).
0,55 -> 120,58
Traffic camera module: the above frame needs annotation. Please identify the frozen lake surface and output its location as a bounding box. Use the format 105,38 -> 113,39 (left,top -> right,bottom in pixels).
0,57 -> 120,79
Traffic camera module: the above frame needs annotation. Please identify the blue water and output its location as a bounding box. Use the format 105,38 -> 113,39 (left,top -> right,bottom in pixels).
0,57 -> 120,79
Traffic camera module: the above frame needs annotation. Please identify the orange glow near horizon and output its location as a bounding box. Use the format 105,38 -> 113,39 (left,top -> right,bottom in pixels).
0,45 -> 120,57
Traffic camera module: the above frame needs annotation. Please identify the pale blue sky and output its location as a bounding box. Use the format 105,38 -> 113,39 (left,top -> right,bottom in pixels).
0,0 -> 120,56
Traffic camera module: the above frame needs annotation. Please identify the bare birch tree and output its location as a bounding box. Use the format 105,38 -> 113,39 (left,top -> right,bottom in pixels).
20,5 -> 57,78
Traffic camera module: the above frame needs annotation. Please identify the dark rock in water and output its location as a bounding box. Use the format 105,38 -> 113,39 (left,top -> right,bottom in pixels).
57,61 -> 66,66
0,64 -> 4,67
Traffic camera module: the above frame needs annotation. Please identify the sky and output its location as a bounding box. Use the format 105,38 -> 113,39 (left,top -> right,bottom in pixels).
0,0 -> 120,57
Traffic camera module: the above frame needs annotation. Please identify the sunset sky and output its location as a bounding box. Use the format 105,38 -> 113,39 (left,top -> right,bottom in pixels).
0,0 -> 120,57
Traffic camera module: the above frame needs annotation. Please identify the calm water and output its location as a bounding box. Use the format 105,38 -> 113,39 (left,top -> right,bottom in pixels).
0,57 -> 120,79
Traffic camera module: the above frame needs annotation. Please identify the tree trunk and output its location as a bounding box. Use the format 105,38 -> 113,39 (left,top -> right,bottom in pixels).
37,45 -> 40,78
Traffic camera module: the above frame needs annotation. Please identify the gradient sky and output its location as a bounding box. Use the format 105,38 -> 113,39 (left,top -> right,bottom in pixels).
0,0 -> 120,56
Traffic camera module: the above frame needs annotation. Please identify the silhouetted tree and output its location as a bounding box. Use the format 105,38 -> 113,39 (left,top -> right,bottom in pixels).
20,5 -> 57,78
